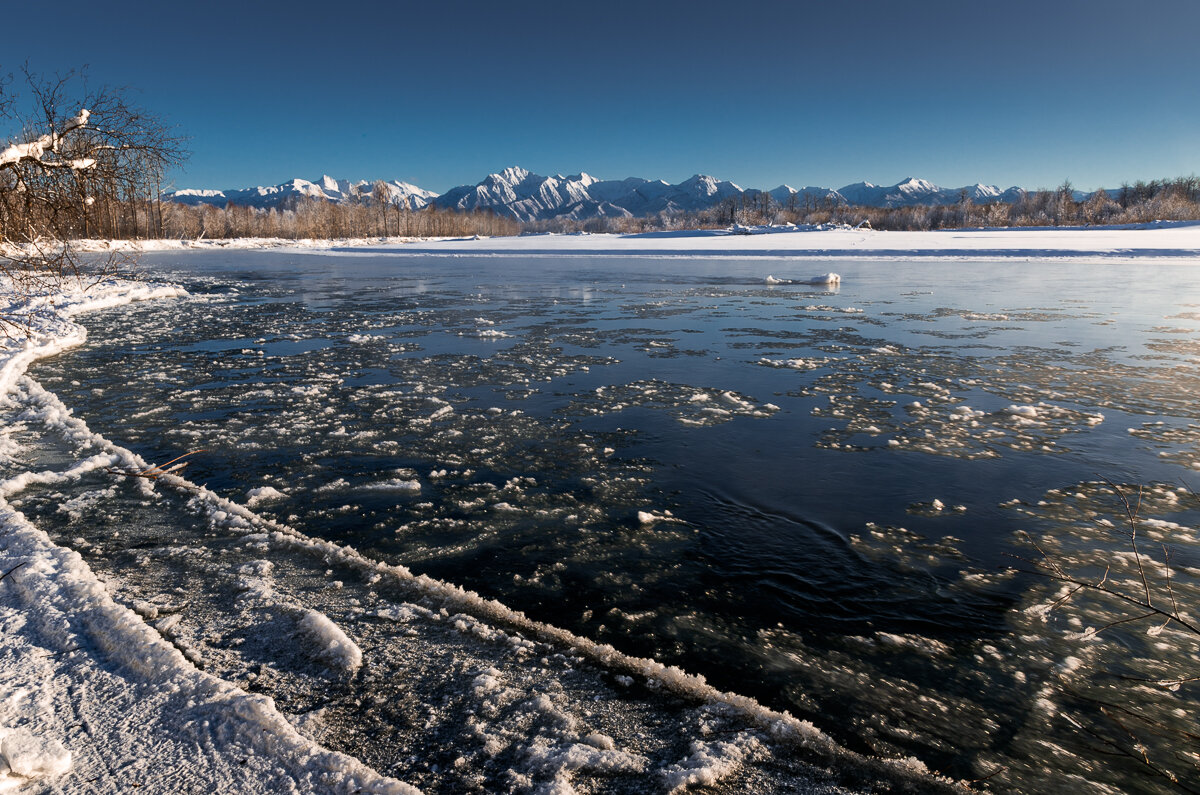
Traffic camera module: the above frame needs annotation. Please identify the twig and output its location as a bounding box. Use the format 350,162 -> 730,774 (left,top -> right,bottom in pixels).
1009,564 -> 1200,636
0,561 -> 29,582
106,449 -> 207,481
1062,709 -> 1197,793
1102,478 -> 1153,607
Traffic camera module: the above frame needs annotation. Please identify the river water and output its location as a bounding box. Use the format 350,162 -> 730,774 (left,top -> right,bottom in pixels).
19,250 -> 1200,792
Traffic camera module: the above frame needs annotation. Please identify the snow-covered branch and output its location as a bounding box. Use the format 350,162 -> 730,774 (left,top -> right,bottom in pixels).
0,108 -> 92,170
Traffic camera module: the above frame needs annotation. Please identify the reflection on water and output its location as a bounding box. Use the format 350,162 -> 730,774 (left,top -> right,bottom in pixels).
27,250 -> 1200,790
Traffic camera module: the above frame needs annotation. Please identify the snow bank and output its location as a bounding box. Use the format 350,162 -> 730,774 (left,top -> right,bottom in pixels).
25,222 -> 1200,264
0,276 -> 417,794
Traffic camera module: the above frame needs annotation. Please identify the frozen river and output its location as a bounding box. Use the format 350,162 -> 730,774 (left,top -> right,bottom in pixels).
5,237 -> 1200,792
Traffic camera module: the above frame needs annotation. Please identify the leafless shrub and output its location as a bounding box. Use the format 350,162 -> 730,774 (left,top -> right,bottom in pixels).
1,65 -> 186,332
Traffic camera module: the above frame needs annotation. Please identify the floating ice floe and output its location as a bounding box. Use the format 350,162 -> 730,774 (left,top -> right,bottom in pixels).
246,485 -> 287,506
806,273 -> 841,285
764,273 -> 840,286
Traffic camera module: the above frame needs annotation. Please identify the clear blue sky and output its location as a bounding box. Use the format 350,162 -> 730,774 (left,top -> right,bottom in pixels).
7,0 -> 1197,193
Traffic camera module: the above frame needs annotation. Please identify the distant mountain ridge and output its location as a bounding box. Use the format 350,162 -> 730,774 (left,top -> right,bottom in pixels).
163,168 -> 1032,222
167,175 -> 437,211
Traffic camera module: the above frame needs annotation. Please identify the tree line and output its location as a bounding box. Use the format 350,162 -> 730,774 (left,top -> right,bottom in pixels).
1,65 -> 517,255
157,195 -> 520,240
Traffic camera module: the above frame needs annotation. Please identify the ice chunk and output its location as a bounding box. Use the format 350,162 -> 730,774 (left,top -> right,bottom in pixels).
297,610 -> 363,672
805,273 -> 841,285
246,485 -> 287,506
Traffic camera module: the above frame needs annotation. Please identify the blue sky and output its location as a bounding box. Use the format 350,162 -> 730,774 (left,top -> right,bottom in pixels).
7,0 -> 1197,193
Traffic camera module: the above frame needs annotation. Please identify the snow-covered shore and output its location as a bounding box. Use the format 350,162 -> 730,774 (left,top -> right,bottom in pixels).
363,222 -> 1200,262
0,280 -> 416,793
0,273 -> 958,793
35,220 -> 1200,264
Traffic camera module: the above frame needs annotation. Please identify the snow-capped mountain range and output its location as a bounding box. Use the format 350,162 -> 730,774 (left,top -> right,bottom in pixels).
163,168 -> 1029,222
167,175 -> 438,211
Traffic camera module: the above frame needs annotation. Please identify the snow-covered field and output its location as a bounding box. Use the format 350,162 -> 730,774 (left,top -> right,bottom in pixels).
2,224 -> 1198,793
61,219 -> 1200,264
344,221 -> 1200,262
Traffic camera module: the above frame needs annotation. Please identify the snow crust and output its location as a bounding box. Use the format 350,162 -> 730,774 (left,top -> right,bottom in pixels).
0,728 -> 71,790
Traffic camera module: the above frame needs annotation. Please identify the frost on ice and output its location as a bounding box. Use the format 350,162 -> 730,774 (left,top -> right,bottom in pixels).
0,727 -> 71,791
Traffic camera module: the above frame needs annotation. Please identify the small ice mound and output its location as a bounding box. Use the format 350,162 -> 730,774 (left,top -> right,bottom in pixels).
363,478 -> 421,493
472,667 -> 503,695
0,728 -> 72,787
764,275 -> 786,285
906,499 -> 967,517
297,609 -> 362,672
246,485 -> 286,506
582,733 -> 615,751
807,273 -> 841,285
238,559 -> 275,578
662,734 -> 763,792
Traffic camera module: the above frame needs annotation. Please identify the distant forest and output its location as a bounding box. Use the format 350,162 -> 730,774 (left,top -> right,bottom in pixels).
155,197 -> 522,240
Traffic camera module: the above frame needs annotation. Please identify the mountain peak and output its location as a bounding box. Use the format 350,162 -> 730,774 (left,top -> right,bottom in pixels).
495,166 -> 532,184
896,177 -> 938,191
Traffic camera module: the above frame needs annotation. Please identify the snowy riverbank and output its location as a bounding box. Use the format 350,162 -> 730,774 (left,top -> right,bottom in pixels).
26,219 -> 1200,264
0,280 -> 417,793
358,221 -> 1200,262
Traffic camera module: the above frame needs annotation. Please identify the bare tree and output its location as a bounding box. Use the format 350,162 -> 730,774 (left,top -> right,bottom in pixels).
1,66 -> 187,333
